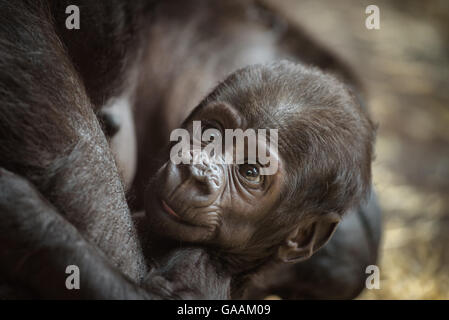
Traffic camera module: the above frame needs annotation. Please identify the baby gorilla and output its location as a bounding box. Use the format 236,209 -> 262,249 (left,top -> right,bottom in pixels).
142,61 -> 375,291
0,61 -> 375,298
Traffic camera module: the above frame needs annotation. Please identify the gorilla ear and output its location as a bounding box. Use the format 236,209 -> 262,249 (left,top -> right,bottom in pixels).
277,212 -> 341,263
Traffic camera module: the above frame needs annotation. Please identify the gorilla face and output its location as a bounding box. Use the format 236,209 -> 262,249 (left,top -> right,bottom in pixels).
144,61 -> 375,265
145,101 -> 283,249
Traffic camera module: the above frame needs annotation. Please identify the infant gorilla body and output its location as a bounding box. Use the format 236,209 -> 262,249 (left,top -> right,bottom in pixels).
107,61 -> 375,297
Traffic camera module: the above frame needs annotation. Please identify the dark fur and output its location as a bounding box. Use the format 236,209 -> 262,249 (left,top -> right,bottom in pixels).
0,0 -> 147,287
0,168 -> 230,299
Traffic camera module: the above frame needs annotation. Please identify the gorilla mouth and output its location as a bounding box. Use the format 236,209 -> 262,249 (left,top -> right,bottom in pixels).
161,200 -> 181,219
160,199 -> 203,228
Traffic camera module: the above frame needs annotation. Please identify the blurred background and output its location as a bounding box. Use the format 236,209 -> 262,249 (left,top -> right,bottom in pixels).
264,0 -> 449,299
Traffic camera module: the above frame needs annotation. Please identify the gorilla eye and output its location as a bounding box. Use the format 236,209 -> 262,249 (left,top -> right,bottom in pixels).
238,164 -> 261,183
201,122 -> 222,142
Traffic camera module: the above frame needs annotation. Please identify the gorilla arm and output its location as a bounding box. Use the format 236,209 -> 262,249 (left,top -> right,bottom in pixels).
0,1 -> 145,280
0,168 -> 230,299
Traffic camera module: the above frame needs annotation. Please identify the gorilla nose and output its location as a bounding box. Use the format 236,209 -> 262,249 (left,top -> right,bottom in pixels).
189,162 -> 221,190
165,160 -> 223,201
